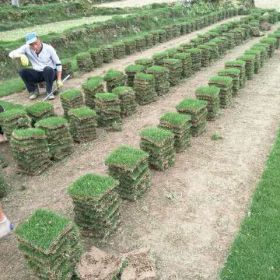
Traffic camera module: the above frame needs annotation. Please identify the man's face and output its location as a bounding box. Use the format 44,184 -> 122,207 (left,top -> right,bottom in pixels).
29,39 -> 42,53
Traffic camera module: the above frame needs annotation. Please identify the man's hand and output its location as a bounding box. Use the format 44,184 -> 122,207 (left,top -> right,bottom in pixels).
57,79 -> 63,89
20,54 -> 29,67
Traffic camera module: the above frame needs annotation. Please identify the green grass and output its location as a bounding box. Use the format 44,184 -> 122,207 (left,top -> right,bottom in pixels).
125,64 -> 145,73
95,92 -> 118,101
0,15 -> 114,41
135,58 -> 154,66
68,173 -> 118,198
176,98 -> 207,113
209,76 -> 233,87
195,86 -> 220,97
0,78 -> 25,98
0,172 -> 7,198
135,73 -> 154,81
218,68 -> 241,77
186,48 -> 201,55
112,86 -> 134,96
220,128 -> 280,280
174,53 -> 190,60
104,69 -> 124,81
0,108 -> 27,121
12,128 -> 46,139
68,106 -> 97,118
105,145 -> 148,170
160,112 -> 191,126
238,54 -> 255,62
225,60 -> 246,67
35,116 -> 67,129
163,58 -> 181,65
76,52 -> 91,61
146,65 -> 168,74
82,76 -> 103,91
26,102 -> 53,117
0,100 -> 23,111
15,209 -> 71,252
140,127 -> 174,144
60,89 -> 82,101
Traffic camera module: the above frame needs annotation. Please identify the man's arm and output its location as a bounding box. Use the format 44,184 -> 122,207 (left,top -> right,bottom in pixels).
49,46 -> 62,81
8,45 -> 27,59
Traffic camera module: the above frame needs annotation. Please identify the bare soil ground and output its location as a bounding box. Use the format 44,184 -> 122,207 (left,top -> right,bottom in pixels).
1,20 -> 280,280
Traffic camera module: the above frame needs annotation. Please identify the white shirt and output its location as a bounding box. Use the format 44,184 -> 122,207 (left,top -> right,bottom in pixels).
9,43 -> 62,72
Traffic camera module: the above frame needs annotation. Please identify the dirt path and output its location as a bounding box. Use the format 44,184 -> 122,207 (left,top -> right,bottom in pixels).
96,0 -> 177,8
1,17 -> 242,113
1,24 -> 280,280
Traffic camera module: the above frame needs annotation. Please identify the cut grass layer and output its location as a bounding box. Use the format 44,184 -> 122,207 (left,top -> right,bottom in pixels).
220,128 -> 280,280
0,78 -> 25,98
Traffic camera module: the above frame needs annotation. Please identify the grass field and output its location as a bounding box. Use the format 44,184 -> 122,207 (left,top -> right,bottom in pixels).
220,128 -> 280,279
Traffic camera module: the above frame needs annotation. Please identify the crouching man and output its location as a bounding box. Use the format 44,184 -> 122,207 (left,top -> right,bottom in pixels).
9,32 -> 63,100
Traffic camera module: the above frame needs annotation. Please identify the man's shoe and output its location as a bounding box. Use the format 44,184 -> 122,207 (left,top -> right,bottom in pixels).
0,216 -> 13,239
29,92 -> 39,100
46,93 -> 55,100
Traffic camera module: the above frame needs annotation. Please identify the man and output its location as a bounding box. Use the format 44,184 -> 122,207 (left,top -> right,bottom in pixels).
9,32 -> 63,100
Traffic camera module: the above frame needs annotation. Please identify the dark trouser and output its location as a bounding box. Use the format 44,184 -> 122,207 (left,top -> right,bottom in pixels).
19,66 -> 56,94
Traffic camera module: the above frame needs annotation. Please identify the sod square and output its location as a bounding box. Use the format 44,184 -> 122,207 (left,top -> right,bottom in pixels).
76,52 -> 93,72
112,42 -> 126,59
152,51 -> 169,66
26,102 -> 55,125
60,89 -> 84,117
186,48 -> 202,72
163,59 -> 183,86
238,54 -> 255,80
125,64 -> 145,87
135,58 -> 154,70
89,48 -> 103,68
218,68 -> 241,96
146,66 -> 170,96
104,69 -> 126,92
102,45 -> 114,63
225,60 -> 246,88
123,39 -> 137,55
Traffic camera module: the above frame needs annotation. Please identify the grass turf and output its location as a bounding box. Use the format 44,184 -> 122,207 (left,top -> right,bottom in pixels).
140,127 -> 174,144
220,128 -> 280,280
12,128 -> 46,139
105,145 -> 148,170
160,112 -> 191,126
35,117 -> 67,129
26,102 -> 53,116
0,100 -> 23,111
60,89 -> 82,101
68,173 -> 118,198
82,76 -> 103,91
68,106 -> 96,118
95,92 -> 118,101
0,78 -> 25,98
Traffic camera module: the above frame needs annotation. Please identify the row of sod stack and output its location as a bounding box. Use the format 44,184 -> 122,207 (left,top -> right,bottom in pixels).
140,127 -> 175,171
68,106 -> 97,143
68,173 -> 121,238
10,128 -> 52,175
105,145 -> 151,201
35,117 -> 74,161
15,209 -> 83,280
95,93 -> 122,131
176,99 -> 208,137
159,112 -> 192,153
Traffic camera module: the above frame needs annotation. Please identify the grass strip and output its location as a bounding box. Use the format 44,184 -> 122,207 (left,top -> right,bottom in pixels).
0,78 -> 25,97
220,128 -> 280,280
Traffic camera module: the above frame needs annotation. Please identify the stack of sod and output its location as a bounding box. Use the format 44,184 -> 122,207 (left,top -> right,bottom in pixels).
186,48 -> 202,72
15,209 -> 83,279
158,29 -> 167,43
225,60 -> 246,88
125,64 -> 145,87
197,45 -> 211,67
159,112 -> 192,152
104,70 -> 126,92
112,86 -> 137,117
0,172 -> 7,198
135,58 -> 154,70
260,37 -> 277,57
76,52 -> 93,72
190,37 -> 204,47
10,128 -> 51,175
145,33 -> 154,48
135,35 -> 147,51
123,39 -> 136,55
218,68 -> 241,96
176,99 -> 208,137
165,25 -> 174,41
0,109 -> 31,141
253,43 -> 270,61
234,29 -> 243,45
238,54 -> 255,80
112,42 -> 126,59
26,102 -> 55,126
95,93 -> 122,131
179,43 -> 193,52
68,173 -> 121,239
251,45 -> 267,67
35,117 -> 73,161
89,48 -> 103,68
163,59 -> 183,86
211,38 -> 225,56
174,24 -> 181,37
133,73 -> 157,105
151,30 -> 160,45
68,106 -> 97,143
205,42 -> 220,60
60,89 -> 84,117
245,49 -> 261,74
195,86 -> 220,120
102,45 -> 114,63
82,76 -> 104,109
61,59 -> 73,78
140,127 -> 175,171
208,76 -> 233,108
166,48 -> 178,58
225,32 -> 236,49
174,53 -> 192,78
146,66 -> 170,96
105,145 -> 151,201
152,51 -> 169,66
269,32 -> 280,49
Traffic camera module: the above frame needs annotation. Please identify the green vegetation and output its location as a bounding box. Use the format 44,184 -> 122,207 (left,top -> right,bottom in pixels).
26,102 -> 54,117
140,127 -> 174,144
160,112 -> 191,127
12,128 -> 46,139
0,78 -> 25,97
95,92 -> 118,102
176,98 -> 208,114
83,77 -> 103,91
0,172 -> 7,198
35,116 -> 67,129
68,106 -> 96,119
0,100 -> 23,111
221,128 -> 280,280
60,89 -> 82,101
208,75 -> 233,87
195,85 -> 220,97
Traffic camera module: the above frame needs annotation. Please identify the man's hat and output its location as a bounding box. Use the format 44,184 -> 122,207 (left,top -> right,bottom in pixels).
25,32 -> 37,45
